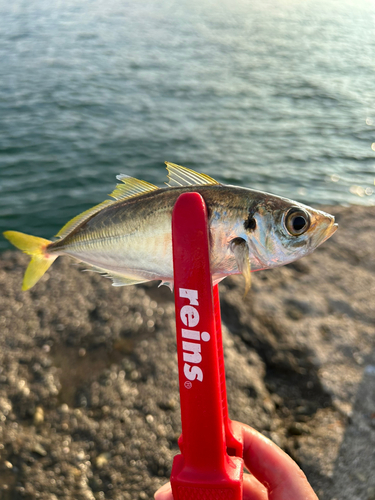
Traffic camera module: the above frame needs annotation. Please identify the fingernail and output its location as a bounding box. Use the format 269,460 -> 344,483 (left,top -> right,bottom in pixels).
158,482 -> 172,494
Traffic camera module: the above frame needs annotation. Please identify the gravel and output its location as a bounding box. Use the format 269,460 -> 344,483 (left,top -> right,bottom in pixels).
0,204 -> 374,500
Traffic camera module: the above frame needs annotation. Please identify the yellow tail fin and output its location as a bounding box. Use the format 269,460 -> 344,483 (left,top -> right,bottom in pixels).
3,231 -> 57,290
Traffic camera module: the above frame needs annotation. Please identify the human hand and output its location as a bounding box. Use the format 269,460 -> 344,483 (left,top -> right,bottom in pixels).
154,421 -> 318,500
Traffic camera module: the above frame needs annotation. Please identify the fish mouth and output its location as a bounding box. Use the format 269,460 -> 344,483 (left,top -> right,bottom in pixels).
320,219 -> 338,245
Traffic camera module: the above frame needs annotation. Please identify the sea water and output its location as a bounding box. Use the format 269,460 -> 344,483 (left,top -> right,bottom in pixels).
1,0 -> 374,249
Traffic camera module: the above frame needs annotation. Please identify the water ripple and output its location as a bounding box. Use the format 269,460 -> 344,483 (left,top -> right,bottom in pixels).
1,0 -> 375,249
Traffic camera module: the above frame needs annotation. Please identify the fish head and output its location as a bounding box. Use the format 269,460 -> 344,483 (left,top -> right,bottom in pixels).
238,192 -> 337,270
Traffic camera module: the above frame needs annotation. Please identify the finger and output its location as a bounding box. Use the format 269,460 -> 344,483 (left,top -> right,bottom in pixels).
243,473 -> 268,500
233,421 -> 318,500
154,482 -> 173,500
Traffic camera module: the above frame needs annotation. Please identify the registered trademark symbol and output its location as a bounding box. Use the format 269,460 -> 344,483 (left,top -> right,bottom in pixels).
184,381 -> 192,389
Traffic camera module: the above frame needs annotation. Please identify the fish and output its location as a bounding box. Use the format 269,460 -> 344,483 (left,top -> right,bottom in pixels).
3,163 -> 337,292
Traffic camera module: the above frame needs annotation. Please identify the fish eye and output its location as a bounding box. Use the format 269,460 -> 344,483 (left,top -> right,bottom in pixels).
285,208 -> 310,236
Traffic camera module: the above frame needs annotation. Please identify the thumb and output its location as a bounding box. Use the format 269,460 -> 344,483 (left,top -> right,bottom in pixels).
154,481 -> 173,500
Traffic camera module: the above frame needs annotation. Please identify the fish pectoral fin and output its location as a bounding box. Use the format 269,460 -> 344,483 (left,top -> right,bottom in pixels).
230,237 -> 251,296
110,175 -> 159,201
165,162 -> 220,187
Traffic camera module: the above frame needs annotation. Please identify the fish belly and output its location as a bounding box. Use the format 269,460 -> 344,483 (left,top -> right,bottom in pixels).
63,229 -> 173,282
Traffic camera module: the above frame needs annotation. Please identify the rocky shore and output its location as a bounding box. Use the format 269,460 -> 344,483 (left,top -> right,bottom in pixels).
0,205 -> 374,500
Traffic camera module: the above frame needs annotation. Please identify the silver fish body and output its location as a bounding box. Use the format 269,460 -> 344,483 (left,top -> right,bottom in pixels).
3,164 -> 337,291
48,186 -> 336,286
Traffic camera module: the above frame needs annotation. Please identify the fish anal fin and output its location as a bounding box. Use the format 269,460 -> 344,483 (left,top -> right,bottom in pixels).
110,275 -> 148,287
82,265 -> 148,287
158,280 -> 174,291
109,175 -> 159,201
165,162 -> 220,187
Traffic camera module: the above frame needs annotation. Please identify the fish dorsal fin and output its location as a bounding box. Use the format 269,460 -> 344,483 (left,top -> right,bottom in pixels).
56,174 -> 158,239
165,162 -> 220,187
109,174 -> 158,201
56,200 -> 114,239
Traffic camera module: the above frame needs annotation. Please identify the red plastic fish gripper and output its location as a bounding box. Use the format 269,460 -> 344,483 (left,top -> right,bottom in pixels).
170,192 -> 244,500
